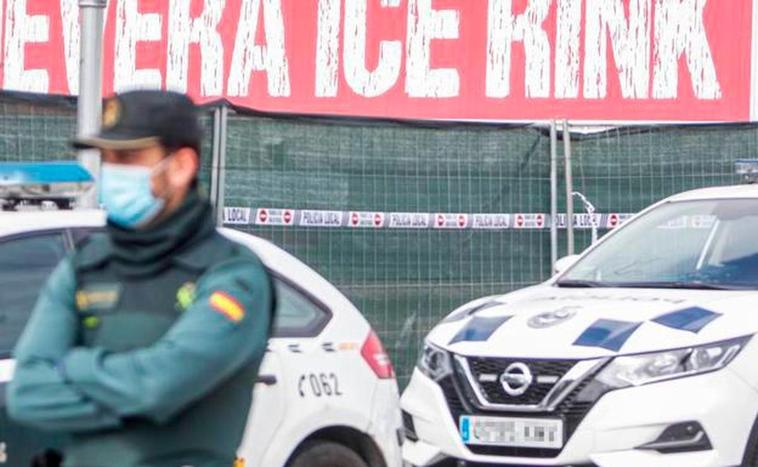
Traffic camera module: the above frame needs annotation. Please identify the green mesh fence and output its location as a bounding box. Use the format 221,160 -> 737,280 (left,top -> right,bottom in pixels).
224,116 -> 758,387
1,93 -> 757,388
563,125 -> 752,256
0,96 -> 216,192
224,116 -> 552,386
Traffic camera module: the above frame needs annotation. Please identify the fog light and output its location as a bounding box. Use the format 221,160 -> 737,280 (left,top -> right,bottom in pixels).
637,421 -> 712,453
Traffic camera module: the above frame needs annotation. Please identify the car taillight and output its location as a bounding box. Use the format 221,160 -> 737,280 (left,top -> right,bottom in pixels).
361,330 -> 395,379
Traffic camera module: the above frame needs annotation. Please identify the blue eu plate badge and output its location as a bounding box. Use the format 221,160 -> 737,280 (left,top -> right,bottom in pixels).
460,416 -> 471,443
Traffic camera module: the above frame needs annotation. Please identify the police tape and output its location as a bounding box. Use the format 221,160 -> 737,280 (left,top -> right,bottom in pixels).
223,208 -> 635,230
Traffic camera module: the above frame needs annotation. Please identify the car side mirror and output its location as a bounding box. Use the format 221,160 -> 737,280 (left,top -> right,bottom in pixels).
554,255 -> 581,275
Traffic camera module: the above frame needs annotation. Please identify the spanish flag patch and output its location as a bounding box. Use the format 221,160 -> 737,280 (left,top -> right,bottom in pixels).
209,291 -> 246,323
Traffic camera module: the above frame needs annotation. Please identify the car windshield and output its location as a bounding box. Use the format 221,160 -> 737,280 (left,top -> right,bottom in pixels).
559,199 -> 758,290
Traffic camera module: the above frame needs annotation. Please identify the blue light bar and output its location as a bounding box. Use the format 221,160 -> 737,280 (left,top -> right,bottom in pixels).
0,161 -> 93,186
0,162 -> 94,210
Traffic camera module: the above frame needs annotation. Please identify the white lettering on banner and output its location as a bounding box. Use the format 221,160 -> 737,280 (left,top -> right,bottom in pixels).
0,0 -> 737,118
487,0 -> 551,99
584,0 -> 650,99
653,0 -> 721,99
167,0 -> 224,95
228,0 -> 291,97
60,0 -> 80,95
300,210 -> 343,227
344,0 -> 402,97
114,0 -> 163,91
4,0 -> 49,93
405,0 -> 460,98
389,212 -> 431,228
348,211 -> 385,228
484,0 -> 721,101
555,0 -> 581,98
472,214 -> 511,229
223,207 -> 251,225
315,0 -> 341,97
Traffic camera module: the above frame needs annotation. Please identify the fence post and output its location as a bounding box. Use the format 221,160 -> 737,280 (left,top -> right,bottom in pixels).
550,120 -> 558,272
210,106 -> 229,226
77,0 -> 107,208
563,120 -> 574,255
210,107 -> 221,213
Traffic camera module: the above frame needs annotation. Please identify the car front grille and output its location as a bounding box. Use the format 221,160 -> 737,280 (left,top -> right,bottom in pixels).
437,357 -> 603,459
466,356 -> 577,406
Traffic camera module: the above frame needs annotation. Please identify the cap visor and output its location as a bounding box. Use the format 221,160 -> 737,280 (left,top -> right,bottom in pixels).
72,135 -> 161,151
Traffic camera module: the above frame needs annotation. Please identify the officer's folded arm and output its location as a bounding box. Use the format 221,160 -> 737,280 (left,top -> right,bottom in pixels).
59,257 -> 272,425
7,258 -> 122,432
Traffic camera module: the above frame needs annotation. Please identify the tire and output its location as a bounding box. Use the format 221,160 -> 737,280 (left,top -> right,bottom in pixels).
287,440 -> 369,467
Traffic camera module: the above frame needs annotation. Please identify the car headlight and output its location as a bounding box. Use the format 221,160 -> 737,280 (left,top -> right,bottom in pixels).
417,341 -> 452,381
595,336 -> 751,389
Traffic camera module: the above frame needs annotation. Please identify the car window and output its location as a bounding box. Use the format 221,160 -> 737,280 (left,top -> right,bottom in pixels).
272,278 -> 331,338
563,199 -> 758,288
0,232 -> 67,357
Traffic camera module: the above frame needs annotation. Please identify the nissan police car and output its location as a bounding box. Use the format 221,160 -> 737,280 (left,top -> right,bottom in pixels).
0,162 -> 402,467
402,161 -> 758,467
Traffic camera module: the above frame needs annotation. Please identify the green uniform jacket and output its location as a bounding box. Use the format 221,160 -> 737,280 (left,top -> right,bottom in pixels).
7,193 -> 273,467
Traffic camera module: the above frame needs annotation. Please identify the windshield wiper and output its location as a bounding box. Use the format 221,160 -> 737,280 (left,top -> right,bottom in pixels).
610,281 -> 747,291
555,279 -> 609,288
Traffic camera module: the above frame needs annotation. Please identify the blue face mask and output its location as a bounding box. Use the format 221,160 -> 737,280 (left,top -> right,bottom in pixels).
99,161 -> 168,229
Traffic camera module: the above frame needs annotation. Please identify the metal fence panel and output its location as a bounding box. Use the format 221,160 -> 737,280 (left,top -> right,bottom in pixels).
1,95 -> 757,388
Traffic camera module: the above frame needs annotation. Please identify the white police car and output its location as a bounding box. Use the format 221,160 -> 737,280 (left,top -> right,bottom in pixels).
402,164 -> 758,467
0,162 -> 402,467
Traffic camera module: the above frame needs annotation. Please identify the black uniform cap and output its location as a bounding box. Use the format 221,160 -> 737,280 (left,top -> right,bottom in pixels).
73,90 -> 202,153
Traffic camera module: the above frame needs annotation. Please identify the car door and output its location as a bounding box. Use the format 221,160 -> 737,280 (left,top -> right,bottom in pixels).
0,231 -> 70,467
236,275 -> 332,467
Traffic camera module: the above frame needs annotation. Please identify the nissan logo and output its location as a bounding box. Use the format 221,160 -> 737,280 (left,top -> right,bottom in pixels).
500,362 -> 533,396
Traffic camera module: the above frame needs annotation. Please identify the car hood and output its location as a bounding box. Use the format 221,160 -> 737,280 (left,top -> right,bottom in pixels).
428,285 -> 758,359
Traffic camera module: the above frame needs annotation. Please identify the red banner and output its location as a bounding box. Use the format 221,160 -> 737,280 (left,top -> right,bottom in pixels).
1,0 -> 754,122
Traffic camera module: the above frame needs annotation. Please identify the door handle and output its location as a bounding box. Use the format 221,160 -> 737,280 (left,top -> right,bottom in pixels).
256,374 -> 277,386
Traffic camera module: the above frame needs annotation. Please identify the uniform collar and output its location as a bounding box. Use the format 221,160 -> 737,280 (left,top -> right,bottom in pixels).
84,190 -> 216,277
172,235 -> 219,271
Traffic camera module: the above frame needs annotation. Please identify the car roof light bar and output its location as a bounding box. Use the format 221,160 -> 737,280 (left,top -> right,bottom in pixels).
735,159 -> 758,184
0,162 -> 94,211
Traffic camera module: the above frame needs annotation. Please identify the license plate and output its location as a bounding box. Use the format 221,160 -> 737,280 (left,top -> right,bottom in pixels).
459,415 -> 563,449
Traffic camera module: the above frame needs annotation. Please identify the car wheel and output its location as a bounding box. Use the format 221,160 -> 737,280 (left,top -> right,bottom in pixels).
287,440 -> 369,467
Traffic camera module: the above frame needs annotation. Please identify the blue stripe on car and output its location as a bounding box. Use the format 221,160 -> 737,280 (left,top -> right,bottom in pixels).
449,316 -> 511,344
573,319 -> 643,351
652,307 -> 722,333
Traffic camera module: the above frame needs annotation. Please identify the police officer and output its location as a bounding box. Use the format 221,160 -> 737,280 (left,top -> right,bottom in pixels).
8,90 -> 274,467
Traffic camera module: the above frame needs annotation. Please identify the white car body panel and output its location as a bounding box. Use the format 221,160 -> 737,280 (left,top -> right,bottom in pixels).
0,210 -> 401,467
428,287 -> 756,359
402,184 -> 758,467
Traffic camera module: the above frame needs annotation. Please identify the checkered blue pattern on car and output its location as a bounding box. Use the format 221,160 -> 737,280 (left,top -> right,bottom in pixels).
444,304 -> 724,352
449,315 -> 512,344
652,307 -> 722,333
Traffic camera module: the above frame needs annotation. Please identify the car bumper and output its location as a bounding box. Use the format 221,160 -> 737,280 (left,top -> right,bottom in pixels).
400,367 -> 758,467
370,379 -> 404,467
